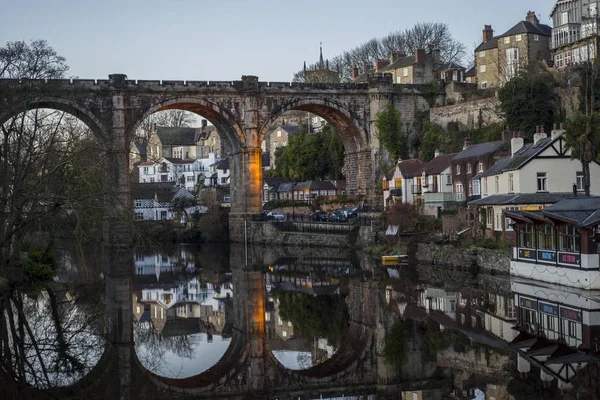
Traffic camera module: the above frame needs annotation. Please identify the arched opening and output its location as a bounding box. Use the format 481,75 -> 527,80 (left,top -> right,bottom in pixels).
264,257 -> 361,373
132,244 -> 240,381
259,99 -> 372,211
129,98 -> 245,219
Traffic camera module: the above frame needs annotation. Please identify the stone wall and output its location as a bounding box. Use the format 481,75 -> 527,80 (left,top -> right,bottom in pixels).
415,243 -> 510,273
429,97 -> 501,131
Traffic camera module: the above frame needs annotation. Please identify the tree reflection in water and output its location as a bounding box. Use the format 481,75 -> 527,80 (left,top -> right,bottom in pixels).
0,284 -> 106,388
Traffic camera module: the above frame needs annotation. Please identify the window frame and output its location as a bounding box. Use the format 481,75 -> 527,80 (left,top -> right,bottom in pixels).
537,172 -> 548,192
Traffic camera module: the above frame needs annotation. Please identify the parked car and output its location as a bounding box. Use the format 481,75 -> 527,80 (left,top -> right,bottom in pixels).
260,210 -> 271,220
268,211 -> 285,221
311,210 -> 328,222
327,210 -> 348,223
344,207 -> 359,218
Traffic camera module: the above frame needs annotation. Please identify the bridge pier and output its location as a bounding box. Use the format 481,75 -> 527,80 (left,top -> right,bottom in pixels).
229,147 -> 263,242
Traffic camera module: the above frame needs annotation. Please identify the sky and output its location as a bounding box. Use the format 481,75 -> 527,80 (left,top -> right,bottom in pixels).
0,0 -> 554,82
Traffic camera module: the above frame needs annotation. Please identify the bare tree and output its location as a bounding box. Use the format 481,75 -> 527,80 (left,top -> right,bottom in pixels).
135,110 -> 197,141
294,22 -> 466,83
0,40 -> 69,79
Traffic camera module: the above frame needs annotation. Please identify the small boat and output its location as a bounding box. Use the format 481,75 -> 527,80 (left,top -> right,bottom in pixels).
381,255 -> 408,265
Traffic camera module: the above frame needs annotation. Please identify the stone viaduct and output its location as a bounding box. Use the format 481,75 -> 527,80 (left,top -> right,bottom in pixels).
13,246 -> 400,399
0,74 -> 440,244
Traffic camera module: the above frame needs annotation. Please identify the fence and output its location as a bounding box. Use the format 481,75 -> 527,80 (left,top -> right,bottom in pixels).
270,220 -> 357,235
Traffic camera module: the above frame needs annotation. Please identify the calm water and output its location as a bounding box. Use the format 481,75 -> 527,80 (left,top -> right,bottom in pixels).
2,243 -> 599,399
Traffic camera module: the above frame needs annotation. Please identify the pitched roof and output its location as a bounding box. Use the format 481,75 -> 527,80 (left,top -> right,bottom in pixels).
215,158 -> 229,170
155,126 -> 199,146
164,157 -> 197,165
465,66 -> 476,77
397,159 -> 425,178
499,21 -> 551,38
481,136 -> 554,177
294,180 -> 337,191
133,182 -> 179,202
271,125 -> 304,135
134,142 -> 147,154
439,62 -> 465,70
422,153 -> 458,175
352,68 -> 375,83
453,141 -> 508,161
381,55 -> 417,72
506,196 -> 600,227
264,177 -> 292,188
475,36 -> 499,52
468,192 -> 574,206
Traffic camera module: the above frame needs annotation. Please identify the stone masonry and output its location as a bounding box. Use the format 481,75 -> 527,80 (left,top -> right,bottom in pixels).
0,74 -> 441,244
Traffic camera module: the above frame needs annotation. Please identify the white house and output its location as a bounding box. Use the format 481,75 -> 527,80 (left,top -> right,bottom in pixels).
138,154 -> 221,191
469,126 -> 600,238
420,151 -> 458,216
132,182 -> 200,223
382,159 -> 424,209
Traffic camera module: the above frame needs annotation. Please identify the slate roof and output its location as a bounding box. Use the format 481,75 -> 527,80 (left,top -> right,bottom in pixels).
133,182 -> 178,202
468,192 -> 574,206
353,68 -> 375,83
164,157 -> 196,165
294,180 -> 337,191
453,141 -> 508,161
269,125 -> 304,136
215,158 -> 229,170
422,153 -> 457,175
398,159 -> 425,178
161,318 -> 203,338
505,196 -> 600,227
380,55 -> 417,72
499,21 -> 552,38
134,142 -> 147,155
475,37 -> 499,52
264,177 -> 291,188
465,66 -> 476,77
481,157 -> 514,177
439,62 -> 465,70
156,126 -> 199,146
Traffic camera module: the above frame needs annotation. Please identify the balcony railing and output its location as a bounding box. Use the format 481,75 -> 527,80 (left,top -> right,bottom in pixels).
423,192 -> 456,203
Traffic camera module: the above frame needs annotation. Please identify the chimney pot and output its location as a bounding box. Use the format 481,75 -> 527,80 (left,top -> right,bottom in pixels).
511,134 -> 525,156
463,137 -> 473,150
540,125 -> 545,133
482,25 -> 494,43
415,49 -> 426,64
535,125 -> 539,134
362,61 -> 370,74
375,59 -> 390,72
526,11 -> 539,26
352,66 -> 359,80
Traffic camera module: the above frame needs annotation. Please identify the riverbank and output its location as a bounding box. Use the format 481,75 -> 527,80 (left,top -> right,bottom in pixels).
414,242 -> 510,273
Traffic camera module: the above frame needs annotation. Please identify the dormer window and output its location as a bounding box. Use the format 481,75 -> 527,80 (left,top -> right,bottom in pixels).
456,165 -> 461,175
477,162 -> 483,173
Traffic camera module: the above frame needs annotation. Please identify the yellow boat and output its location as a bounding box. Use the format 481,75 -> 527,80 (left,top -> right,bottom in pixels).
381,255 -> 407,265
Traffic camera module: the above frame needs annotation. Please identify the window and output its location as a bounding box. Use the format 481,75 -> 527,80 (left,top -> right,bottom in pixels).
221,177 -> 228,184
150,177 -> 155,182
560,12 -> 568,25
481,81 -> 488,89
487,207 -> 494,227
495,214 -> 501,230
505,47 -> 519,80
508,173 -> 514,192
456,165 -> 461,175
504,36 -> 511,44
277,130 -> 282,138
467,164 -> 472,174
480,64 -> 486,73
516,34 -> 522,42
160,210 -> 168,220
282,331 -> 288,338
477,162 -> 483,173
473,180 -> 480,196
483,178 -> 488,195
455,183 -> 463,201
446,174 -> 452,185
403,67 -> 409,77
187,176 -> 194,182
576,171 -> 584,191
537,172 -> 547,192
538,224 -> 555,250
534,34 -> 539,41
519,223 -> 535,248
143,167 -> 148,174
479,51 -> 486,58
559,225 -> 580,252
495,176 -> 499,193
135,212 -> 144,221
134,200 -> 142,207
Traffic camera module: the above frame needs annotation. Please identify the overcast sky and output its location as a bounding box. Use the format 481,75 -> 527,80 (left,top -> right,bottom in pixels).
0,0 -> 554,82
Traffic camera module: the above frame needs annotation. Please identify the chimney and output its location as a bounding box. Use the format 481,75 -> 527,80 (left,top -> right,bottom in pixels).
482,25 -> 494,43
526,11 -> 539,26
389,51 -> 406,63
362,61 -> 370,74
463,137 -> 473,150
415,49 -> 426,64
502,130 -> 512,142
352,66 -> 359,79
533,128 -> 548,144
434,149 -> 441,158
375,59 -> 390,72
551,123 -> 566,139
511,131 -> 524,156
201,119 -> 208,128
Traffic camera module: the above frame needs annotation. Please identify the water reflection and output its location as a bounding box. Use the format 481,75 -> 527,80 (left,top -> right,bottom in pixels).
265,256 -> 356,370
132,244 -> 234,378
0,248 -> 106,389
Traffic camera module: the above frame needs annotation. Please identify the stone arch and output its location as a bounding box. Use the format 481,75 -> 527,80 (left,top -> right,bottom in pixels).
132,331 -> 250,393
265,322 -> 372,383
260,97 -> 369,152
0,95 -> 110,144
128,96 -> 245,154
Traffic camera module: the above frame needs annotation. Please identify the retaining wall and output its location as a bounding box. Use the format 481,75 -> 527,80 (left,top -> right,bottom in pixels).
415,243 -> 510,273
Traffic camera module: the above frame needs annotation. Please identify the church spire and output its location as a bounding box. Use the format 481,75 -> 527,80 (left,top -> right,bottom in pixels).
319,42 -> 324,69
